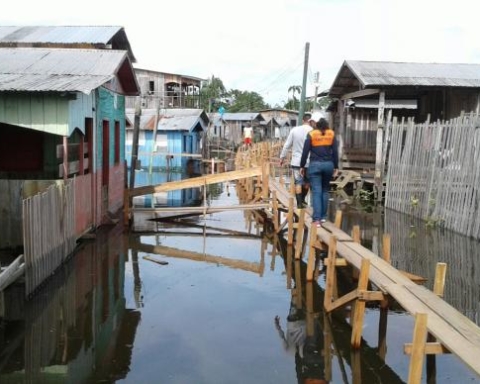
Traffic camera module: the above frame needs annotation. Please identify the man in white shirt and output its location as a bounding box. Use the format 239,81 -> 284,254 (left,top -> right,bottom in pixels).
279,113 -> 317,208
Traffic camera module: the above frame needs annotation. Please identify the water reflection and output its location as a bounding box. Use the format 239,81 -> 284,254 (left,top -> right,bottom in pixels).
276,236 -> 406,384
0,224 -> 140,383
337,203 -> 480,324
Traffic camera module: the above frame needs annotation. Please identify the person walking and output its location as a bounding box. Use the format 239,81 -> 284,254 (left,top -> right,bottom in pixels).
279,113 -> 314,208
300,118 -> 338,227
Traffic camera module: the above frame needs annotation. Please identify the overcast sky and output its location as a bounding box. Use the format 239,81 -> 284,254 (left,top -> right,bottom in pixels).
2,0 -> 479,106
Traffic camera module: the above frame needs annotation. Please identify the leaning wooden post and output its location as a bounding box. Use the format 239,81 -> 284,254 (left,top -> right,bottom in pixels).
294,208 -> 306,260
287,197 -> 294,245
351,258 -> 370,348
408,313 -> 428,384
306,225 -> 318,281
378,233 -> 391,360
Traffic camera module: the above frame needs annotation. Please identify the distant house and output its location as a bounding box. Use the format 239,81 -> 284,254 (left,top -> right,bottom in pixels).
208,113 -> 227,139
125,108 -> 208,170
126,68 -> 204,110
327,60 -> 480,170
222,112 -> 265,144
0,47 -> 139,295
260,108 -> 299,139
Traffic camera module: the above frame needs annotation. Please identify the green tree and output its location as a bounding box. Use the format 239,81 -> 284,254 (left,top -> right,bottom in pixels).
200,75 -> 227,111
227,89 -> 268,112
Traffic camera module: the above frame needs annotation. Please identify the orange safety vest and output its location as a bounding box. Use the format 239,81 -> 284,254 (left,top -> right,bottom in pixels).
309,129 -> 335,147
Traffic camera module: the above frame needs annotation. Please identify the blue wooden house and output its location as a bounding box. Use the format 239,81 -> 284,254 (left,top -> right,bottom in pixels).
125,108 -> 209,171
0,46 -> 139,296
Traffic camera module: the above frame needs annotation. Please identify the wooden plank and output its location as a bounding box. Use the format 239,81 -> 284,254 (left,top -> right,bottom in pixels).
404,284 -> 480,347
322,222 -> 353,242
130,166 -> 262,197
385,283 -> 480,375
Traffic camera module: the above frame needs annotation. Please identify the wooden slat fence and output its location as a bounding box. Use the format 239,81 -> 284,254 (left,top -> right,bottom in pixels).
22,180 -> 76,296
385,114 -> 480,239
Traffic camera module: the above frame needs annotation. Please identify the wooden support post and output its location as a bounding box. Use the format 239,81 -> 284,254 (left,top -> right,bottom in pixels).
287,197 -> 294,245
433,262 -> 447,297
351,259 -> 370,348
334,209 -> 343,228
378,233 -> 391,360
286,245 -> 293,289
294,259 -> 303,310
272,191 -> 279,231
262,161 -> 270,200
382,233 -> 391,264
324,313 -> 333,382
294,208 -> 305,260
408,313 -> 428,384
426,262 -> 447,384
306,225 -> 318,281
351,225 -> 361,284
324,236 -> 338,311
351,350 -> 362,384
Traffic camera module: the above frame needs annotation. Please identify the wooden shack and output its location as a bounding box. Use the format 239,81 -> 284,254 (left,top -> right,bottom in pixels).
328,60 -> 480,176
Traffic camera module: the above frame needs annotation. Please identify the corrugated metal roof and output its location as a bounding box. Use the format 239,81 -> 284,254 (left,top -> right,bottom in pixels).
0,47 -> 135,94
0,26 -> 136,62
222,112 -> 264,122
0,25 -> 122,44
347,60 -> 480,87
126,108 -> 209,132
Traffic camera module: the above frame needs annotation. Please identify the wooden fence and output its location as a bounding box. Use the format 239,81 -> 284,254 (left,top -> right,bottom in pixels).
22,180 -> 76,296
385,114 -> 480,240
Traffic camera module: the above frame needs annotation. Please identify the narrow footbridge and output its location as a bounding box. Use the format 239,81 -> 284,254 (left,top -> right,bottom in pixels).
125,144 -> 480,383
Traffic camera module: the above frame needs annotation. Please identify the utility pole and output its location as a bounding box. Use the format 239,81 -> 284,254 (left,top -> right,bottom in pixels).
297,42 -> 310,126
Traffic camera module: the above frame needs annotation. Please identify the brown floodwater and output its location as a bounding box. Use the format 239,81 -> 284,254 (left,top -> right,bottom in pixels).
0,177 -> 479,383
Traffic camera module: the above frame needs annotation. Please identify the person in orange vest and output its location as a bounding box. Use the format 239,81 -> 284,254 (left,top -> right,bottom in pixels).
300,118 -> 338,227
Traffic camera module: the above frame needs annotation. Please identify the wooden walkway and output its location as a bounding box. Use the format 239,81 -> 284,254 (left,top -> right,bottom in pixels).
126,142 -> 480,383
268,174 -> 480,383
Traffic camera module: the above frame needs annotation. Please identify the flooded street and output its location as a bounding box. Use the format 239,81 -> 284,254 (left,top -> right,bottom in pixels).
1,176 -> 480,383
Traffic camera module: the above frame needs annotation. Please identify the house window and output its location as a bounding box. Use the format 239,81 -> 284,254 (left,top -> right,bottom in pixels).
149,81 -> 155,94
214,126 -> 217,135
114,121 -> 120,164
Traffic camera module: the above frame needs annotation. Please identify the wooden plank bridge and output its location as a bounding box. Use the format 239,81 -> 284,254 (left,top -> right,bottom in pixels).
125,143 -> 480,383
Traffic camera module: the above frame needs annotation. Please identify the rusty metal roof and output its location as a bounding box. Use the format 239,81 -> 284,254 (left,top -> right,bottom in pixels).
0,26 -> 136,62
329,60 -> 480,97
0,47 -> 139,95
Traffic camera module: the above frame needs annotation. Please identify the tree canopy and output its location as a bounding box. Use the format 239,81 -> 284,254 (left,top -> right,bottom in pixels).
199,75 -> 330,114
